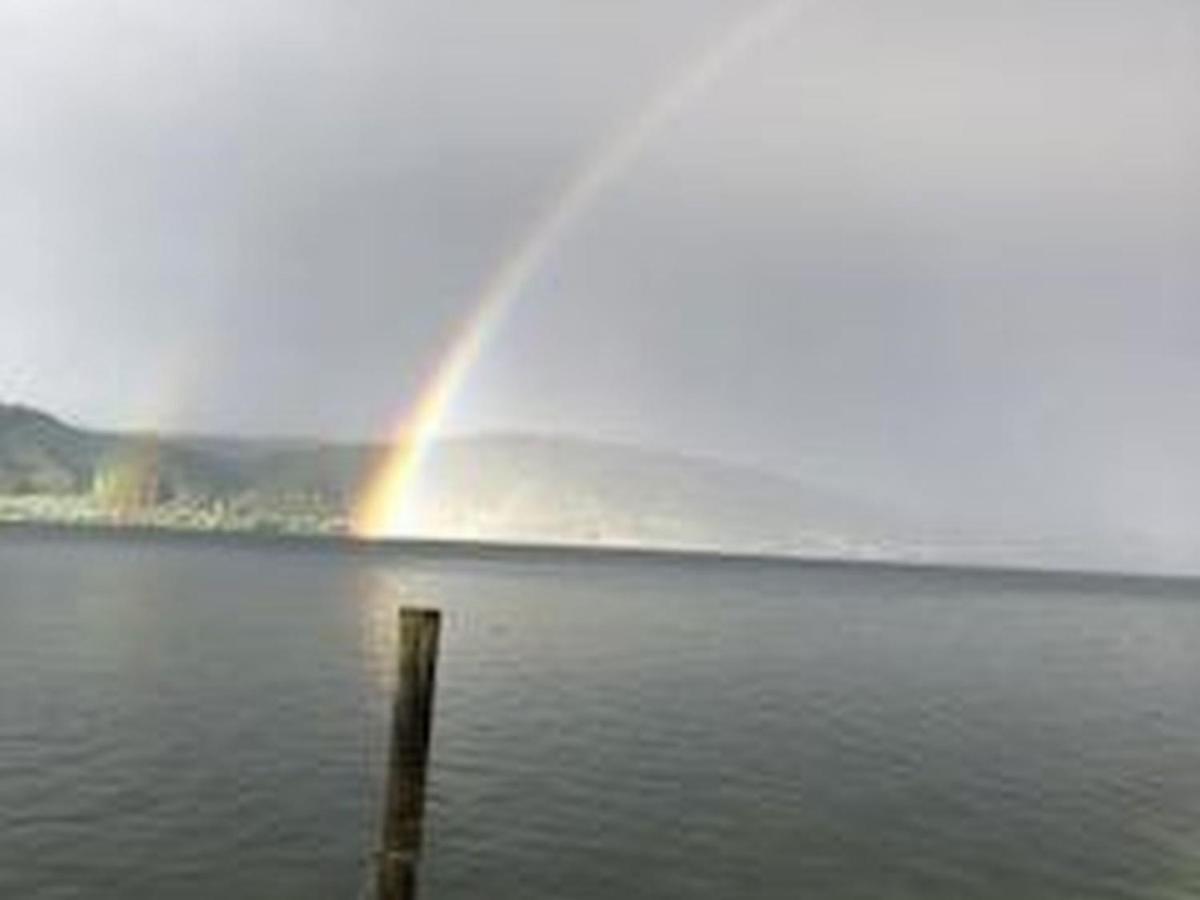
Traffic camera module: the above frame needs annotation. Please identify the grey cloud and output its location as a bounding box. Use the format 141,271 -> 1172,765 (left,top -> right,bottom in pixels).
2,0 -> 1199,555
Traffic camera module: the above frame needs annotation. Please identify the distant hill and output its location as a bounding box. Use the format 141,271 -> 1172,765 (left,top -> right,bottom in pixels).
0,403 -> 912,557
406,434 -> 906,557
5,403 -> 1192,573
0,404 -> 103,493
0,404 -> 245,500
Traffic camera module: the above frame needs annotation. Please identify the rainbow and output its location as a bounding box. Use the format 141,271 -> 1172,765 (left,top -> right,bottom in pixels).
352,0 -> 806,539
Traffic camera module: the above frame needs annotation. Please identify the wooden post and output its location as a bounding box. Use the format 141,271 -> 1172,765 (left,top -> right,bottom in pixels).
377,607 -> 442,900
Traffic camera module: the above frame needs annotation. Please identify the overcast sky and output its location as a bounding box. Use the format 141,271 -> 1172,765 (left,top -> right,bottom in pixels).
3,0 -> 1199,545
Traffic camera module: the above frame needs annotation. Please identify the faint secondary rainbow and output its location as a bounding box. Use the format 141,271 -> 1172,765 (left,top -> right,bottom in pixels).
352,0 -> 806,539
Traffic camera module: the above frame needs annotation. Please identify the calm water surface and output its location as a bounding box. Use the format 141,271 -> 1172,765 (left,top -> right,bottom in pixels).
3,529 -> 1200,898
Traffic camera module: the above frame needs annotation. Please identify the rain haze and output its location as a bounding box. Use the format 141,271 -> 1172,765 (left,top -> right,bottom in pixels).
2,0 -> 1199,562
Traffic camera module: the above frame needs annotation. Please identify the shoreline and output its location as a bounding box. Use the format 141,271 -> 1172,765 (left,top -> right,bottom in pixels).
3,515 -> 1199,591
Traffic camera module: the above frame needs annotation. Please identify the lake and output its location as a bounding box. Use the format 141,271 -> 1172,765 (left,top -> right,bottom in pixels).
3,527 -> 1200,899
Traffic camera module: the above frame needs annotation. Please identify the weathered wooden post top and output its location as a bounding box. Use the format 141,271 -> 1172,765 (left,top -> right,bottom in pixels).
376,607 -> 442,900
